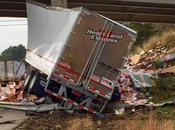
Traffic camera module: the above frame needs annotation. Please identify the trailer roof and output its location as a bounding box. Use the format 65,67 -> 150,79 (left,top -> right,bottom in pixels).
96,13 -> 137,36
27,1 -> 137,37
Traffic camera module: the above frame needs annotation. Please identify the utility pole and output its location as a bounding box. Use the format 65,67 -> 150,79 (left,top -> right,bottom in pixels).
51,0 -> 67,8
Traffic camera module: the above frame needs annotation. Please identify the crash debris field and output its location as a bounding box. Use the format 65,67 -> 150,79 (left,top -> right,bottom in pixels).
0,1 -> 175,130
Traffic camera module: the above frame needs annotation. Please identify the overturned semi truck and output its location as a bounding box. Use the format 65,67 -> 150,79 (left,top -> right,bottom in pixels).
24,1 -> 137,115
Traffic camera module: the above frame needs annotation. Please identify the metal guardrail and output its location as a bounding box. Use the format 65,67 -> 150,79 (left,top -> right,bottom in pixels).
0,101 -> 74,112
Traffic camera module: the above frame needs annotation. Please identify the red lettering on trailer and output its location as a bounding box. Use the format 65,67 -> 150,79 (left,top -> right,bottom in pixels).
100,31 -> 112,38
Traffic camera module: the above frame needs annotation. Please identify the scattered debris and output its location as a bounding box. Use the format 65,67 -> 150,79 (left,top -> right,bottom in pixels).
114,108 -> 125,115
109,43 -> 175,115
0,43 -> 174,116
0,2 -> 174,118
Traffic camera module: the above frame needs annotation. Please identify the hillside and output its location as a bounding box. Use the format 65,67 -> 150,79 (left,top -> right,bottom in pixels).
134,29 -> 175,54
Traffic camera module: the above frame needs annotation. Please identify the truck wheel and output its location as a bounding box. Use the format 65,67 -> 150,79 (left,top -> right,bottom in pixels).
24,71 -> 35,92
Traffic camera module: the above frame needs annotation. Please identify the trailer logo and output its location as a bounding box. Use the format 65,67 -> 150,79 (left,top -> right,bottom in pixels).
86,29 -> 123,44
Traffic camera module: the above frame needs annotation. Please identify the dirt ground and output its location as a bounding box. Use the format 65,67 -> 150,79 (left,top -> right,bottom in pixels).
14,107 -> 175,130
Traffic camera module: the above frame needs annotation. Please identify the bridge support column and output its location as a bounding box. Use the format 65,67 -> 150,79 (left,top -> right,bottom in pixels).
51,0 -> 67,8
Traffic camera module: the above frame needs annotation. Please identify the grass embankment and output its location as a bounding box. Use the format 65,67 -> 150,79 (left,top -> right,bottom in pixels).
67,114 -> 175,130
133,29 -> 175,54
15,111 -> 175,130
151,76 -> 175,103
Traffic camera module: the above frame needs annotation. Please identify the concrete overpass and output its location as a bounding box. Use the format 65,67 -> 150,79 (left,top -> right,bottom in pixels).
0,0 -> 175,23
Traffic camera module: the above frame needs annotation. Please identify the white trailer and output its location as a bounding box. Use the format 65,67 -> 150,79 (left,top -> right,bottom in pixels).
24,0 -> 137,115
0,60 -> 25,82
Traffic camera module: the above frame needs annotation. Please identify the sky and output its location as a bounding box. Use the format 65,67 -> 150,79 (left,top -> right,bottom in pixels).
0,17 -> 27,53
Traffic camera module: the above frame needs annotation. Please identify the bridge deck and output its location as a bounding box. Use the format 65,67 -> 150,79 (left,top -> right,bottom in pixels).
0,0 -> 175,23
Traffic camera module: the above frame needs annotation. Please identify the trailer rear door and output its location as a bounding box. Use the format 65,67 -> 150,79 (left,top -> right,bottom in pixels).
86,17 -> 137,99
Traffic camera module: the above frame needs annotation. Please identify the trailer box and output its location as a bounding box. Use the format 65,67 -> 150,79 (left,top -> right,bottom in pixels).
0,60 -> 25,82
25,1 -> 137,114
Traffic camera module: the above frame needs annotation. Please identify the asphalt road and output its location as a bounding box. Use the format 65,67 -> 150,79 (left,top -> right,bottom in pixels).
0,108 -> 28,130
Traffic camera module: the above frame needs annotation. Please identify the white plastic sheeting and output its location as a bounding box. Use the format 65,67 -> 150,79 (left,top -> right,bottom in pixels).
26,2 -> 80,75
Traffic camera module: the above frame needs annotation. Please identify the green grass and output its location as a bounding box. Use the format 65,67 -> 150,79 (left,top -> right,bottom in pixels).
155,106 -> 175,120
150,76 -> 175,103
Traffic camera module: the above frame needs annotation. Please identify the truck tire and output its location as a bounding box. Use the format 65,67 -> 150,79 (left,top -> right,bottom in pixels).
24,71 -> 35,92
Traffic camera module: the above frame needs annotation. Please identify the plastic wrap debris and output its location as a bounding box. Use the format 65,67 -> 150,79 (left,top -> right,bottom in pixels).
129,72 -> 153,88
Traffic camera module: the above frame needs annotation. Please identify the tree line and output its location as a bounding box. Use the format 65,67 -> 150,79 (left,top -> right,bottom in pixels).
0,44 -> 26,61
